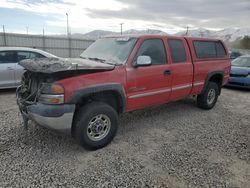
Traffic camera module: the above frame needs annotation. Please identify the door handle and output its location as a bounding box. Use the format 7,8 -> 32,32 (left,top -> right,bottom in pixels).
164,70 -> 171,75
7,67 -> 14,70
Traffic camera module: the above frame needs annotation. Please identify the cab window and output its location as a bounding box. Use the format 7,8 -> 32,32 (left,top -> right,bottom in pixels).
136,39 -> 167,65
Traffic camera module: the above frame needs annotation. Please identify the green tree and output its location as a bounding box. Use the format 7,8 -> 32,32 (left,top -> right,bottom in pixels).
240,36 -> 250,49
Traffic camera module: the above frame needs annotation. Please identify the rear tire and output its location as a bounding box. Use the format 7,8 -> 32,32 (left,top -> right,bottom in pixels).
74,102 -> 118,150
197,82 -> 219,110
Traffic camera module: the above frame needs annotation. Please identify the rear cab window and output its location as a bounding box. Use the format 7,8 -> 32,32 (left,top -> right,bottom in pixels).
193,40 -> 227,59
168,39 -> 187,63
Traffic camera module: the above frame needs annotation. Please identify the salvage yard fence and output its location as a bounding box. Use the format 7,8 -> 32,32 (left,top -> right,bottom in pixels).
0,32 -> 95,58
1,32 -> 250,58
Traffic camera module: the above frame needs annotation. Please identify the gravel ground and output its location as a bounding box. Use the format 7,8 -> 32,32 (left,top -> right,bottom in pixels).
0,88 -> 249,188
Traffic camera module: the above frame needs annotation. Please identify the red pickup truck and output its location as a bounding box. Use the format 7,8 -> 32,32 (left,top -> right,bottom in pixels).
17,35 -> 231,150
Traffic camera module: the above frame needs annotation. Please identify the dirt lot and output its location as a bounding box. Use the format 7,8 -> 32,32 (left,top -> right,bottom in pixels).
0,88 -> 249,188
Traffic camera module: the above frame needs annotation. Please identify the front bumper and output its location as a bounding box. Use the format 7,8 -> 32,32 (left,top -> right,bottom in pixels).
17,97 -> 75,135
226,77 -> 250,89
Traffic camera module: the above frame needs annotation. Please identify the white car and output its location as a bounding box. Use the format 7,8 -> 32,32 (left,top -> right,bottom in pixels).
0,47 -> 57,89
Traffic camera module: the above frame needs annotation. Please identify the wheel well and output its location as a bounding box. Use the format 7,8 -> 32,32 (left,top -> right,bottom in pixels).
71,90 -> 123,137
75,90 -> 123,114
208,74 -> 223,94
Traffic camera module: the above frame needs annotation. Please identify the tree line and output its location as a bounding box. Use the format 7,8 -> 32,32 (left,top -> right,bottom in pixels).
231,36 -> 250,49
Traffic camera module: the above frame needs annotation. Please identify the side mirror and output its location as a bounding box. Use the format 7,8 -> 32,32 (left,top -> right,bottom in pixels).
136,56 -> 152,67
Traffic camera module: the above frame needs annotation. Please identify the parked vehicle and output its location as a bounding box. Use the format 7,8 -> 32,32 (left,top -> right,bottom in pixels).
230,51 -> 242,59
227,55 -> 250,88
0,47 -> 57,89
16,35 -> 231,150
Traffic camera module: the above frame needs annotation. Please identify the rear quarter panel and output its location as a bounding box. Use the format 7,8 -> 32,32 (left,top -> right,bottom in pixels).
186,38 -> 231,95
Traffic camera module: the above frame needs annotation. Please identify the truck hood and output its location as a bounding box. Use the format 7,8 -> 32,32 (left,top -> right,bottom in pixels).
19,57 -> 115,73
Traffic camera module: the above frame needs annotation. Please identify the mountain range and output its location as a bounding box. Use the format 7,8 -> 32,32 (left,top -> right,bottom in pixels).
68,28 -> 250,43
176,28 -> 250,42
76,29 -> 166,40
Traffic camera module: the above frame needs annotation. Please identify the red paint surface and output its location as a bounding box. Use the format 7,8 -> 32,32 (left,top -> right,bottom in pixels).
56,35 -> 231,112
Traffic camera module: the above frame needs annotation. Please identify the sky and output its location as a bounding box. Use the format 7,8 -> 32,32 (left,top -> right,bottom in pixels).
0,0 -> 249,35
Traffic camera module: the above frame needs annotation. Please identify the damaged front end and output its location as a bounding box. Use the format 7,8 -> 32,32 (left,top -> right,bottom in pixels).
16,57 -> 114,134
16,71 -> 75,134
16,71 -> 46,129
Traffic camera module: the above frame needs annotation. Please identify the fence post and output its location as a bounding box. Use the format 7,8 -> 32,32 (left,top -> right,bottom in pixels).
42,31 -> 46,51
68,36 -> 71,57
2,25 -> 7,46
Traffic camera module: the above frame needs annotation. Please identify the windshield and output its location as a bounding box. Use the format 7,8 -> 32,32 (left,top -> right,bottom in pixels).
232,57 -> 250,67
80,37 -> 137,65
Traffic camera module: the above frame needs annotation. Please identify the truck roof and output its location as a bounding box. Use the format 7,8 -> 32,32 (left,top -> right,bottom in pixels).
104,34 -> 222,41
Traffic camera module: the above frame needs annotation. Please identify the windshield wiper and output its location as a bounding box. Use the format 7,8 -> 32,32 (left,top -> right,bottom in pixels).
80,56 -> 116,65
80,56 -> 105,62
87,57 -> 106,63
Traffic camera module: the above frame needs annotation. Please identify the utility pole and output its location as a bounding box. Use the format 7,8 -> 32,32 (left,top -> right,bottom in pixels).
42,28 -> 45,51
66,13 -> 71,57
66,13 -> 69,37
120,23 -> 124,35
26,26 -> 29,34
185,26 -> 189,36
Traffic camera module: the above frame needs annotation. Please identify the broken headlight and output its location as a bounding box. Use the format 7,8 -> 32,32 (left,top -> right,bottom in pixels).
39,83 -> 64,104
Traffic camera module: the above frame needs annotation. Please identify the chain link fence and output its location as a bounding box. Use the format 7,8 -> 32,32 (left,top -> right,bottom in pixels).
0,32 -> 95,58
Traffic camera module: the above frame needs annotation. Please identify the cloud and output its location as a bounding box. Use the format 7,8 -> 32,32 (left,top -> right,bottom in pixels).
86,0 -> 250,29
0,0 -> 130,33
0,0 -> 249,34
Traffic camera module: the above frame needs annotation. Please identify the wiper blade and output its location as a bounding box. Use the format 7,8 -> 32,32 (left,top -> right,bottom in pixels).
89,57 -> 116,65
80,56 -> 105,62
80,56 -> 116,65
88,57 -> 106,63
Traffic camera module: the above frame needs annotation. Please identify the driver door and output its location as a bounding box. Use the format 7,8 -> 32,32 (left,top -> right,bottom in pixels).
126,38 -> 172,111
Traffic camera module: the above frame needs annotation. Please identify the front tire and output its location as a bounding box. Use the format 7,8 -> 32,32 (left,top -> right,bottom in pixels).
74,102 -> 118,150
197,82 -> 219,110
